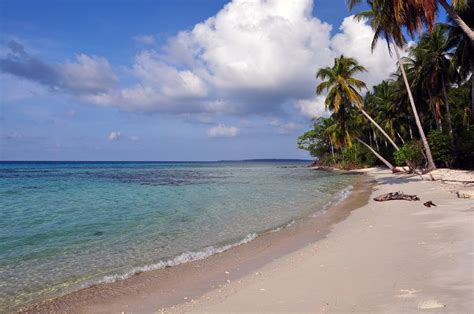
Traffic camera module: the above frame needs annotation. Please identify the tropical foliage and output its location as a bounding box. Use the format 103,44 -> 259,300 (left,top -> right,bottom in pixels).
298,1 -> 474,170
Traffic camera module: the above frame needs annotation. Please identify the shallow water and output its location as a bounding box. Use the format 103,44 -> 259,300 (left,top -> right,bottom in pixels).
0,161 -> 359,310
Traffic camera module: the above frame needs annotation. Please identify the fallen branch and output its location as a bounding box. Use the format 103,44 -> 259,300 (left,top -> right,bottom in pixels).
374,192 -> 420,202
423,201 -> 436,207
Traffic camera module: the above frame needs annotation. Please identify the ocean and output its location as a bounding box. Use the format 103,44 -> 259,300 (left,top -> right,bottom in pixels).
0,160 -> 359,310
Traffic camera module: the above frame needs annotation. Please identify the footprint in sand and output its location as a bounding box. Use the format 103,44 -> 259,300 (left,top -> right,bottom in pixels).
417,300 -> 446,309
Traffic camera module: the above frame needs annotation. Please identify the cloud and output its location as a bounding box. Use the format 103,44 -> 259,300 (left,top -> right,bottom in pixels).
0,42 -> 60,87
295,95 -> 329,118
0,1 -> 398,121
134,35 -> 155,45
160,0 -> 333,114
59,54 -> 118,94
269,118 -> 303,134
108,131 -> 121,141
207,124 -> 240,138
330,16 -> 399,89
0,41 -> 117,97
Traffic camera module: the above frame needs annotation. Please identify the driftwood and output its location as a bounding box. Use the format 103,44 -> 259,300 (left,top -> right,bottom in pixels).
423,201 -> 437,207
374,192 -> 420,202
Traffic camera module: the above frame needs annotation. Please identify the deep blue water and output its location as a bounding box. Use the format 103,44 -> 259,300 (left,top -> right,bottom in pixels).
0,161 -> 358,310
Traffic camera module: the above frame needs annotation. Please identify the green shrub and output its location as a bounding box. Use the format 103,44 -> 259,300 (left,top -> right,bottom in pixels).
428,129 -> 453,167
318,154 -> 340,167
394,141 -> 424,170
340,143 -> 376,169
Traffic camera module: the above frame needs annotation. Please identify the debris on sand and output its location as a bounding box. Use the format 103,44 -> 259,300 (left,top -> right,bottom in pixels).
373,192 -> 420,202
423,201 -> 436,207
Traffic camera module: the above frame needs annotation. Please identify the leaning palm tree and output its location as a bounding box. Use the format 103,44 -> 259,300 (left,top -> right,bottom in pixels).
316,55 -> 400,150
436,0 -> 473,44
349,0 -> 437,170
316,55 -> 396,169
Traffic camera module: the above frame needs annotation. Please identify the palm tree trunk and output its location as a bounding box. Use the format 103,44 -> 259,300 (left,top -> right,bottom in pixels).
392,37 -> 436,170
426,85 -> 442,130
329,136 -> 335,159
441,74 -> 453,140
471,59 -> 474,119
439,0 -> 474,44
396,132 -> 406,144
359,108 -> 400,150
356,138 -> 395,170
373,128 -> 380,150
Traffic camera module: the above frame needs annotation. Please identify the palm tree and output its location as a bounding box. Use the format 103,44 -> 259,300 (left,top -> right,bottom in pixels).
349,0 -> 474,43
437,0 -> 474,44
403,46 -> 444,131
316,55 -> 396,169
316,55 -> 400,150
349,0 -> 437,170
447,1 -> 474,118
365,80 -> 412,143
413,24 -> 456,139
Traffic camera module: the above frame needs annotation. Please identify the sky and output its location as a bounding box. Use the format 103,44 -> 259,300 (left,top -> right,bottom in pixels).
0,0 -> 446,161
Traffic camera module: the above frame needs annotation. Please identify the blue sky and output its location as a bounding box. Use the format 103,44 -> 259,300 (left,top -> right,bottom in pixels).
0,0 -> 445,161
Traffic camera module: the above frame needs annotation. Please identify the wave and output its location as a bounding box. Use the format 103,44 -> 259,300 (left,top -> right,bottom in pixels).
311,184 -> 353,217
93,233 -> 257,285
336,185 -> 353,202
270,220 -> 295,233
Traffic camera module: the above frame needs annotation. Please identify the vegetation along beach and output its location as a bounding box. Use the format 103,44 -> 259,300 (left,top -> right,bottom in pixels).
0,0 -> 472,313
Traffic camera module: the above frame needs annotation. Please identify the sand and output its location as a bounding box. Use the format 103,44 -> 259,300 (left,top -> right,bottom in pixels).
168,168 -> 474,313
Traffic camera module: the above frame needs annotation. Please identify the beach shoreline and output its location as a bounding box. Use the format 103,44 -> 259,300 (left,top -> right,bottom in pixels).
168,168 -> 473,313
19,167 -> 474,313
20,170 -> 372,313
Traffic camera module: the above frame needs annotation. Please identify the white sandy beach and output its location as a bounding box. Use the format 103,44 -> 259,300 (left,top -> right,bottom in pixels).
168,168 -> 474,313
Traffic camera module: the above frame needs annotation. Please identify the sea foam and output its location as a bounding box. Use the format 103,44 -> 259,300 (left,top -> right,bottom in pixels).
96,233 -> 257,285
311,184 -> 353,217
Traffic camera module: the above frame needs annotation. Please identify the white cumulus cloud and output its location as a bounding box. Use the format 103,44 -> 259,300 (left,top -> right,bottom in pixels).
330,16 -> 399,89
108,131 -> 121,141
1,1 -> 399,121
59,54 -> 118,94
207,124 -> 240,138
269,118 -> 303,134
295,95 -> 330,118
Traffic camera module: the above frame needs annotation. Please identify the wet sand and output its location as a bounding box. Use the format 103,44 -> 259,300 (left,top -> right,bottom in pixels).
21,172 -> 372,313
170,168 -> 474,313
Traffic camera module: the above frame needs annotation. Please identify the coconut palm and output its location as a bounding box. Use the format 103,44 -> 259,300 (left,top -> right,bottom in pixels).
365,80 -> 412,143
349,0 -> 473,43
349,0 -> 437,170
316,55 -> 400,150
413,24 -> 456,139
403,45 -> 444,131
437,0 -> 474,44
447,1 -> 474,118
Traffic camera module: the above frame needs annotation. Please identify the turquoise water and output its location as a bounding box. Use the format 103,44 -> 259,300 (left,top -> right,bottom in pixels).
0,161 -> 358,310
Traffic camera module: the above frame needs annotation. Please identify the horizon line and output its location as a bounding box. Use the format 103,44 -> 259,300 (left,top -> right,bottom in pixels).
0,158 -> 313,163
